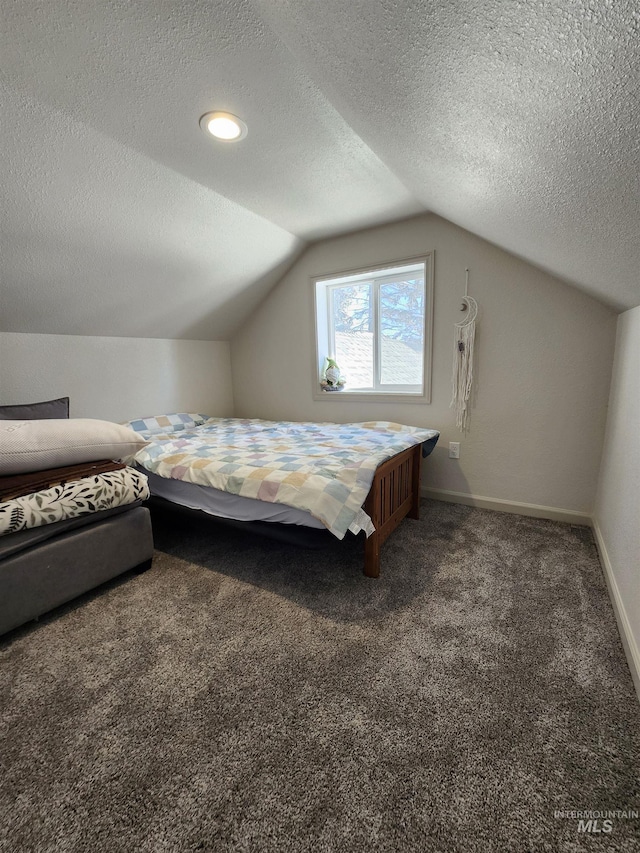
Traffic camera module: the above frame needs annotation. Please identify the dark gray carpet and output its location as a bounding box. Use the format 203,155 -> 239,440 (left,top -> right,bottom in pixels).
1,500 -> 638,853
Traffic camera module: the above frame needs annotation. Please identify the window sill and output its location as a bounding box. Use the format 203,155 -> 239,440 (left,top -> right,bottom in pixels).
312,389 -> 430,404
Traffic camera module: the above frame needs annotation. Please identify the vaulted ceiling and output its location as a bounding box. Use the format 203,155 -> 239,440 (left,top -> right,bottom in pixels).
1,0 -> 638,340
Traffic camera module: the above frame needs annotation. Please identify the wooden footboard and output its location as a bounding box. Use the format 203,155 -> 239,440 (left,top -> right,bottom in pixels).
362,444 -> 422,578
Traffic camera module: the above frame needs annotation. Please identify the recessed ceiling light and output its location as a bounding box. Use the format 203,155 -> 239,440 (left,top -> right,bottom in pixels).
199,111 -> 248,142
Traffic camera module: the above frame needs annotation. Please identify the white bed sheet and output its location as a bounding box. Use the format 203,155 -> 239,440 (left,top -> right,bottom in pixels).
141,468 -> 327,529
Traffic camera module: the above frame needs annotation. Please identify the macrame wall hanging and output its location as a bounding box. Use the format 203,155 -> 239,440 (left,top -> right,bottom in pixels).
451,268 -> 478,431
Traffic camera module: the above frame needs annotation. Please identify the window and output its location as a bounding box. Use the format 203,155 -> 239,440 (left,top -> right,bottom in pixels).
313,255 -> 433,402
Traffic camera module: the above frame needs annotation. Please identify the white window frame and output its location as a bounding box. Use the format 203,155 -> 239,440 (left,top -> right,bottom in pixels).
311,253 -> 434,404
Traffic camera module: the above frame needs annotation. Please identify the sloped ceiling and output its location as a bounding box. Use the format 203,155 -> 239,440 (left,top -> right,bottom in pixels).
1,0 -> 638,340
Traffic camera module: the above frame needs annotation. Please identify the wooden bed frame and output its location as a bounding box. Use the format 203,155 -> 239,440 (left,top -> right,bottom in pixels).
146,442 -> 427,580
362,443 -> 421,578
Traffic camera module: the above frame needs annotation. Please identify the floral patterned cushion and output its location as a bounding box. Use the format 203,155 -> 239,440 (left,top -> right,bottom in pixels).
0,466 -> 150,536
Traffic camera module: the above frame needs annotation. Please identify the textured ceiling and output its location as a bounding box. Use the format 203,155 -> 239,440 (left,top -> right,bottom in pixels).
1,0 -> 638,340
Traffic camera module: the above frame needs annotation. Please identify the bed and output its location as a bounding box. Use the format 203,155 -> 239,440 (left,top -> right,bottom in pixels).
128,415 -> 439,578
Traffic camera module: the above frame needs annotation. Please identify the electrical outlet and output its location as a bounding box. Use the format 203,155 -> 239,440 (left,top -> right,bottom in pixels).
449,442 -> 460,459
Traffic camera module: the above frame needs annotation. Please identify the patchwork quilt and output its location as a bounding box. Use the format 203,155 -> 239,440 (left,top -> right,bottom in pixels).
0,466 -> 149,536
131,418 -> 439,539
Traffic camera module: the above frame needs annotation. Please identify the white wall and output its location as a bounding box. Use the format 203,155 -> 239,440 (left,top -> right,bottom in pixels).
231,213 -> 617,518
593,306 -> 640,698
0,333 -> 234,422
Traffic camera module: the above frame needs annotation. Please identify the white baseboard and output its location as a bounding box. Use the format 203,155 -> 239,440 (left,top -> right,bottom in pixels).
421,487 -> 591,526
591,520 -> 640,703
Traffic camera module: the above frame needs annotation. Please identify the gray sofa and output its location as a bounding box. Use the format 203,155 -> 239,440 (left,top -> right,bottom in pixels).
0,397 -> 154,636
0,504 -> 153,635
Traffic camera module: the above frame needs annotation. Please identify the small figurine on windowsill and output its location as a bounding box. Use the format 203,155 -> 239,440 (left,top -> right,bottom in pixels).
320,357 -> 346,391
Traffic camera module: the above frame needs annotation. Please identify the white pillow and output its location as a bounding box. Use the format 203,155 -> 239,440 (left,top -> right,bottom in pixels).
0,419 -> 149,475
